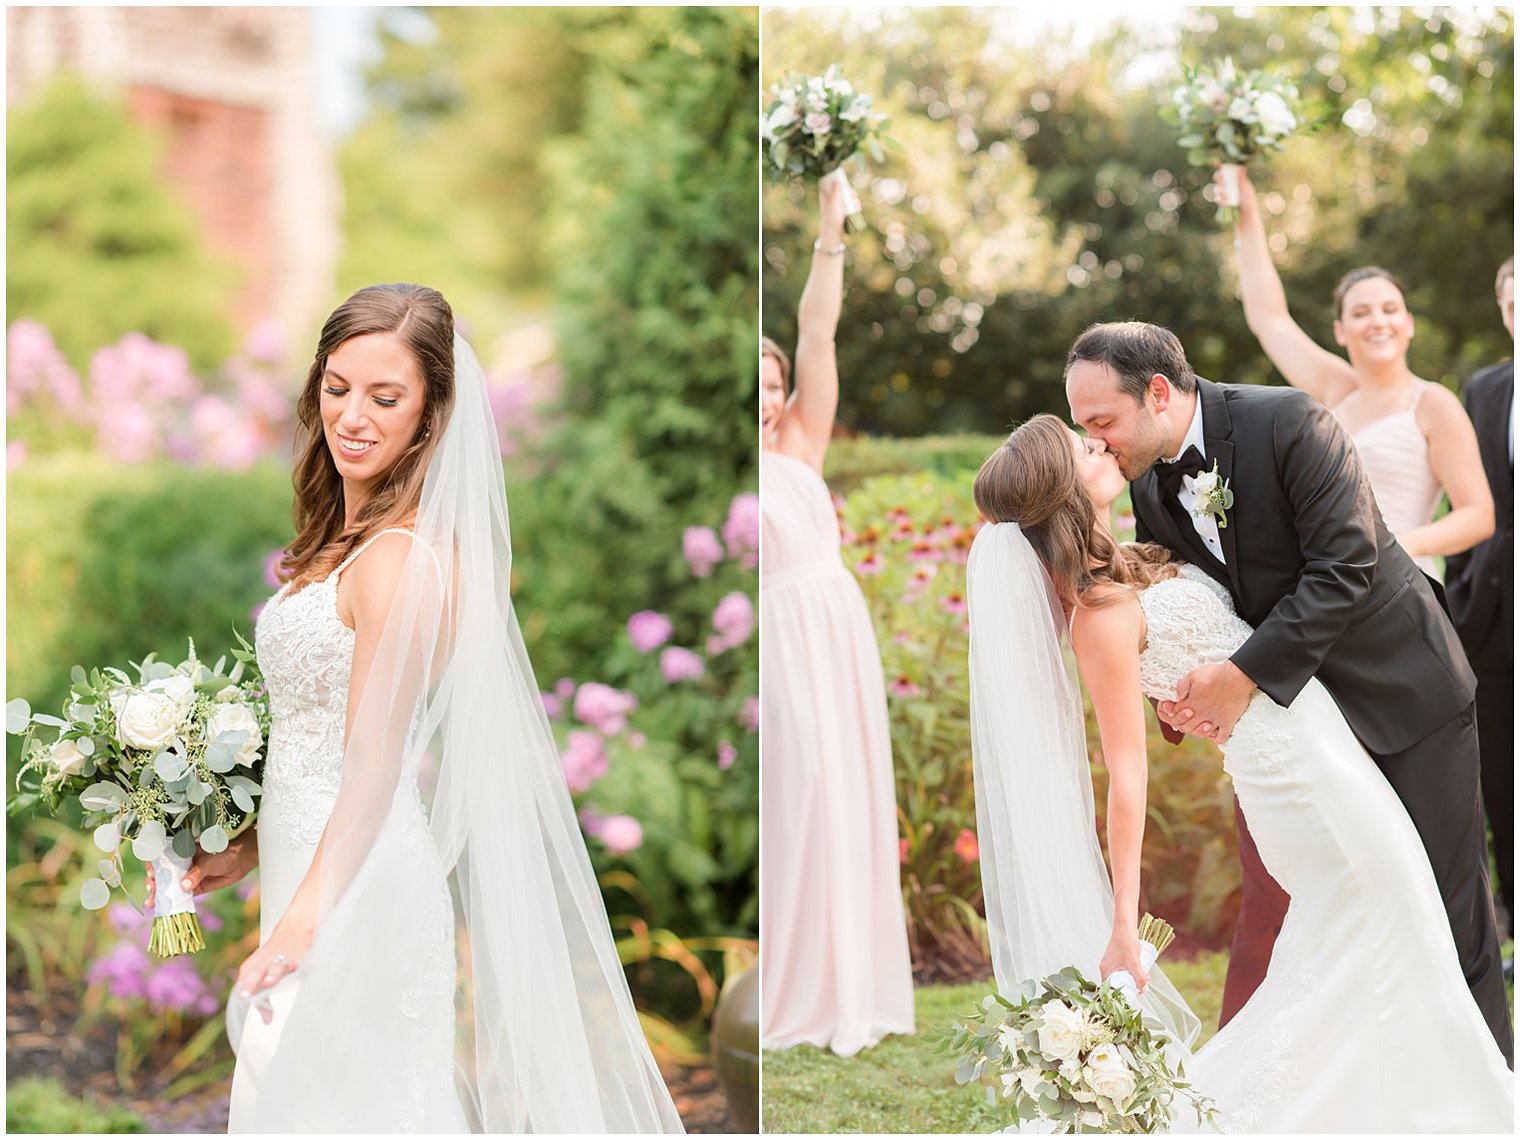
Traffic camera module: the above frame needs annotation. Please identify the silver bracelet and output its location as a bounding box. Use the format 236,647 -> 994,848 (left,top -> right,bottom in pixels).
813,238 -> 847,256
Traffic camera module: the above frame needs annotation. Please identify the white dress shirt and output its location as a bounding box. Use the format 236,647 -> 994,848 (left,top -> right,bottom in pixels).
1163,397 -> 1226,564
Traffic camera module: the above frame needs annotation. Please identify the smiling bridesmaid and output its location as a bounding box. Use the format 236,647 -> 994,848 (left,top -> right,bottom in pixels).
759,175 -> 914,1057
1225,167 -> 1493,580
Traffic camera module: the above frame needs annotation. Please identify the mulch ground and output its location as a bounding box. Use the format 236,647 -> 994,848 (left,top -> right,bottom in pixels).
8,977 -> 736,1133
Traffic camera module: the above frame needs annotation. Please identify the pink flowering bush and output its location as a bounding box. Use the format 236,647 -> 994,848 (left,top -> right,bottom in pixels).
543,497 -> 759,936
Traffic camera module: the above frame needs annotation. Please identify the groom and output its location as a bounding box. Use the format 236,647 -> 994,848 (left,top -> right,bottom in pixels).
1064,320 -> 1513,1067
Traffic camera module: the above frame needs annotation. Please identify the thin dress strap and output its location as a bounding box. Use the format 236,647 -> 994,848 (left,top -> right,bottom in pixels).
1409,380 -> 1430,412
334,527 -> 444,589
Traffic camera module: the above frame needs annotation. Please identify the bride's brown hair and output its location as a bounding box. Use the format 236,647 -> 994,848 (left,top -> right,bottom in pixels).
973,413 -> 1176,608
279,283 -> 456,588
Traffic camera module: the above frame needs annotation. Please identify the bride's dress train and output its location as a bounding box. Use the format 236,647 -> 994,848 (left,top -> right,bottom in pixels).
1139,566 -> 1512,1132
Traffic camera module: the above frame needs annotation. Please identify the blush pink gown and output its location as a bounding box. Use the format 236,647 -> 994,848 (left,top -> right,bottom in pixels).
759,449 -> 914,1056
1331,381 -> 1443,579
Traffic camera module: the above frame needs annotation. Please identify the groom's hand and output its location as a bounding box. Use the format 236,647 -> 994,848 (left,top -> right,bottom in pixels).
1162,661 -> 1257,743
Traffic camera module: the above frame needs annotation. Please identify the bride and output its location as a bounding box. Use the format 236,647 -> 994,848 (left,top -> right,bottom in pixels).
966,414 -> 1512,1131
150,283 -> 684,1132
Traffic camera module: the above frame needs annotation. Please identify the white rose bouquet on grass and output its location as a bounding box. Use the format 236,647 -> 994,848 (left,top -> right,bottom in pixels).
1162,58 -> 1304,222
928,916 -> 1218,1133
762,64 -> 896,231
7,636 -> 268,957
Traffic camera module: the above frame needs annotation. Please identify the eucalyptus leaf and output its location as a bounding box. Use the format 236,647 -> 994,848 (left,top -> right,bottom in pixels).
199,825 -> 230,854
230,784 -> 255,813
80,878 -> 111,910
172,828 -> 195,859
80,782 -> 129,812
76,736 -> 95,757
71,665 -> 88,686
93,821 -> 120,853
5,699 -> 32,735
154,752 -> 189,782
186,780 -> 210,806
98,858 -> 122,887
204,741 -> 238,773
132,820 -> 167,862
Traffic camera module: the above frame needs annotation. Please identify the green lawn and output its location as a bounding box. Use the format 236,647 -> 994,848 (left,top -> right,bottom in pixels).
760,949 -> 1513,1133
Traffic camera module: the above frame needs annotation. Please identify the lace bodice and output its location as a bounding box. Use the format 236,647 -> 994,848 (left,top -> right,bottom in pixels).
254,528 -> 425,851
1136,564 -> 1251,702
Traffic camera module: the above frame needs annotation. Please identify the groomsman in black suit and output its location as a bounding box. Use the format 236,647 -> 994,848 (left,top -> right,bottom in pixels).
1445,256 -> 1515,939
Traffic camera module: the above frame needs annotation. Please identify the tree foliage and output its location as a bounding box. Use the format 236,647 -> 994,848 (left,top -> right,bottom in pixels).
763,7 -> 1514,435
7,76 -> 237,372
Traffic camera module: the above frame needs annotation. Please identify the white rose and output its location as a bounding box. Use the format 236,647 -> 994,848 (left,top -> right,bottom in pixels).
1227,95 -> 1257,123
145,674 -> 197,720
768,102 -> 798,132
114,690 -> 182,751
1036,1000 -> 1087,1065
1254,91 -> 1297,136
214,685 -> 241,703
49,738 -> 88,776
1201,80 -> 1226,107
206,703 -> 263,767
1058,1057 -> 1082,1084
803,112 -> 832,137
1084,1043 -> 1138,1103
1192,469 -> 1220,495
1072,1085 -> 1098,1103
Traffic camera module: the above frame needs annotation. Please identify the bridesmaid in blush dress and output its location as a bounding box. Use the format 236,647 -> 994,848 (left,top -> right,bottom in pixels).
1227,167 -> 1494,579
759,173 -> 914,1056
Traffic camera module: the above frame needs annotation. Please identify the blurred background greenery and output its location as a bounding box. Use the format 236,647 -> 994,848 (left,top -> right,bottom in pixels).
8,7 -> 756,1132
764,6 -> 1514,436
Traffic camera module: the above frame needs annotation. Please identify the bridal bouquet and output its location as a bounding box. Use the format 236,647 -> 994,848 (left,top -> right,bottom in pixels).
762,64 -> 893,231
7,637 -> 268,957
1163,58 -> 1303,221
928,916 -> 1218,1134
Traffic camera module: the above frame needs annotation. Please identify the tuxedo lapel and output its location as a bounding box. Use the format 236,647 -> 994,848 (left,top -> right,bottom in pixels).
1199,380 -> 1243,599
1136,470 -> 1221,574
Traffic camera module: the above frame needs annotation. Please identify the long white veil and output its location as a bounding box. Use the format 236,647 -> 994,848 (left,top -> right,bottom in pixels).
230,333 -> 684,1132
966,523 -> 1199,1049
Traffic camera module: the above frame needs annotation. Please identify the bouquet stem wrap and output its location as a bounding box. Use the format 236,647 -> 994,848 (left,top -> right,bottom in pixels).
823,167 -> 865,233
147,849 -> 204,957
1216,162 -> 1242,207
1104,938 -> 1159,1005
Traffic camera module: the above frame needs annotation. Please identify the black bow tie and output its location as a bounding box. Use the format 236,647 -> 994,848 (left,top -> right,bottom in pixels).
1155,445 -> 1207,496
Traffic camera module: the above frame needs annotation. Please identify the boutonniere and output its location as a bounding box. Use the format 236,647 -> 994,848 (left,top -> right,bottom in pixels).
1189,461 -> 1234,528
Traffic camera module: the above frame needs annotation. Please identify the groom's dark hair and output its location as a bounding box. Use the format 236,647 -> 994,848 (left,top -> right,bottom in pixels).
1065,321 -> 1197,402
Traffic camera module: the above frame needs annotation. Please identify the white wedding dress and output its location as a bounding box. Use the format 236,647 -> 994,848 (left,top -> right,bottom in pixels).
228,528 -> 469,1132
1138,565 -> 1512,1132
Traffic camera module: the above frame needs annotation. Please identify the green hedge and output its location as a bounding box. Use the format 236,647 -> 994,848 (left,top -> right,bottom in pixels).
6,1078 -> 146,1133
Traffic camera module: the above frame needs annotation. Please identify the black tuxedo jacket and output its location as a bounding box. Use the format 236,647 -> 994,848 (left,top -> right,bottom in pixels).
1133,379 -> 1476,756
1445,360 -> 1514,668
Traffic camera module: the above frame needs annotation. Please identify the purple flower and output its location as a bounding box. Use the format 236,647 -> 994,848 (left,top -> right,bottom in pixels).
243,318 -> 284,364
717,739 -> 737,771
683,526 -> 724,578
855,551 -> 884,576
541,691 -> 563,719
710,592 -> 754,652
578,806 -> 607,838
573,682 -> 638,735
108,902 -> 151,940
659,647 -> 706,683
87,940 -> 151,1001
888,675 -> 922,699
7,319 -> 85,419
723,493 -> 761,569
598,815 -> 644,856
740,696 -> 759,733
553,677 -> 576,701
262,549 -> 286,590
144,957 -> 213,1014
627,610 -> 673,654
561,729 -> 610,794
199,911 -> 224,933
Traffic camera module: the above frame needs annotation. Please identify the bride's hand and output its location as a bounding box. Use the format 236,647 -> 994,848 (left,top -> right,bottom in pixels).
144,830 -> 258,908
234,915 -> 314,1024
1100,927 -> 1149,994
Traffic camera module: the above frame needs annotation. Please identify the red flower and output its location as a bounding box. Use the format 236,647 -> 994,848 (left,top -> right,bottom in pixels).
954,828 -> 979,863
